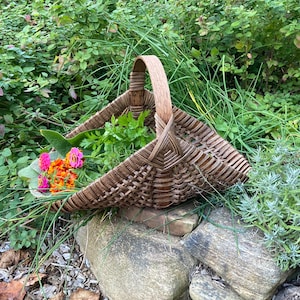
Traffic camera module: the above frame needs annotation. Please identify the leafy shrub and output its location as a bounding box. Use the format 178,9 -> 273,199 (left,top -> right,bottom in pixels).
108,0 -> 300,94
0,0 -> 120,112
192,0 -> 300,92
0,0 -> 120,219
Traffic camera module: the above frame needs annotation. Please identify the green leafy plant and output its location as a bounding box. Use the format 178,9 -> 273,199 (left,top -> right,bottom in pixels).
233,92 -> 300,142
192,0 -> 300,92
9,227 -> 38,250
80,110 -> 155,174
221,140 -> 300,270
211,86 -> 300,152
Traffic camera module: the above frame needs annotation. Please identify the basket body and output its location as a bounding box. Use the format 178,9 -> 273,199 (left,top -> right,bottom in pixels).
51,56 -> 251,212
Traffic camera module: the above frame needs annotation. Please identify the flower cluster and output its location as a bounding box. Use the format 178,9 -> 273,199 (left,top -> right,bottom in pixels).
38,148 -> 84,194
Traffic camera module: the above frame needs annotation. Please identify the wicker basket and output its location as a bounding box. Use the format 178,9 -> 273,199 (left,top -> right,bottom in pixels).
51,55 -> 251,212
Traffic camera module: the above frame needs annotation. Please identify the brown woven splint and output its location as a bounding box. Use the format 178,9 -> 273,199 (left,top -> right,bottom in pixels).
51,55 -> 251,213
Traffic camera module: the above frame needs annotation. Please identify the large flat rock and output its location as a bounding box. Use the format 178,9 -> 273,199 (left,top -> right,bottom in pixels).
182,207 -> 291,300
76,214 -> 196,300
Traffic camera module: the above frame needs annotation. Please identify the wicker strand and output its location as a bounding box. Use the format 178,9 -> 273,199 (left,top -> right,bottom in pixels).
129,72 -> 145,91
148,114 -> 182,161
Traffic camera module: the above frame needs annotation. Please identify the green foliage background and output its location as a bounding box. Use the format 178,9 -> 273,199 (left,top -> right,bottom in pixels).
0,0 -> 299,270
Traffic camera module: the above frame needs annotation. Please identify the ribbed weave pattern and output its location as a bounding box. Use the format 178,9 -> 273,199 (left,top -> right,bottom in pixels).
52,55 -> 251,212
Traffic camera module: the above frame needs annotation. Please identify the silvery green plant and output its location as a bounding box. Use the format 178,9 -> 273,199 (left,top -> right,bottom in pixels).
224,140 -> 299,270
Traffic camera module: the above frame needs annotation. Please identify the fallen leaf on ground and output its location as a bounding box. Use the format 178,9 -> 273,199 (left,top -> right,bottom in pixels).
19,272 -> 47,287
0,280 -> 26,300
0,272 -> 47,300
0,249 -> 30,268
70,288 -> 100,300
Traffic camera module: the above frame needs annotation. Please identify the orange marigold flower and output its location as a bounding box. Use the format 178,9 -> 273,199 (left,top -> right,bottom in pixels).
48,158 -> 65,175
66,171 -> 78,189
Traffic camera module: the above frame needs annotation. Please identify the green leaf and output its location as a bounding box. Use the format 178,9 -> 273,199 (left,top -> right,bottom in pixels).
235,41 -> 244,50
191,47 -> 201,59
18,165 -> 38,180
68,129 -> 105,146
231,20 -> 241,28
23,66 -> 35,73
2,148 -> 12,157
3,114 -> 14,124
137,110 -> 150,127
40,129 -> 73,156
41,129 -> 105,157
210,47 -> 219,56
293,35 -> 300,49
16,156 -> 29,165
0,166 -> 9,176
80,61 -> 88,70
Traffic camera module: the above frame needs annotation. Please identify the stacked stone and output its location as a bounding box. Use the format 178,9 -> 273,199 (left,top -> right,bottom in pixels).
76,204 -> 293,300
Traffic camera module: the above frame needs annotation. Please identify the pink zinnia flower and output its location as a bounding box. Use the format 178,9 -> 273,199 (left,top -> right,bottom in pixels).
38,174 -> 49,193
66,147 -> 84,169
39,152 -> 51,171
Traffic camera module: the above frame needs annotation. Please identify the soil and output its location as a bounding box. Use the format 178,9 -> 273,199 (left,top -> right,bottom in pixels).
0,237 -> 106,300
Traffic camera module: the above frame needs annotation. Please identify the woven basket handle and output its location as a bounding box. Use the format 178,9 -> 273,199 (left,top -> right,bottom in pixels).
130,55 -> 183,166
129,55 -> 173,124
